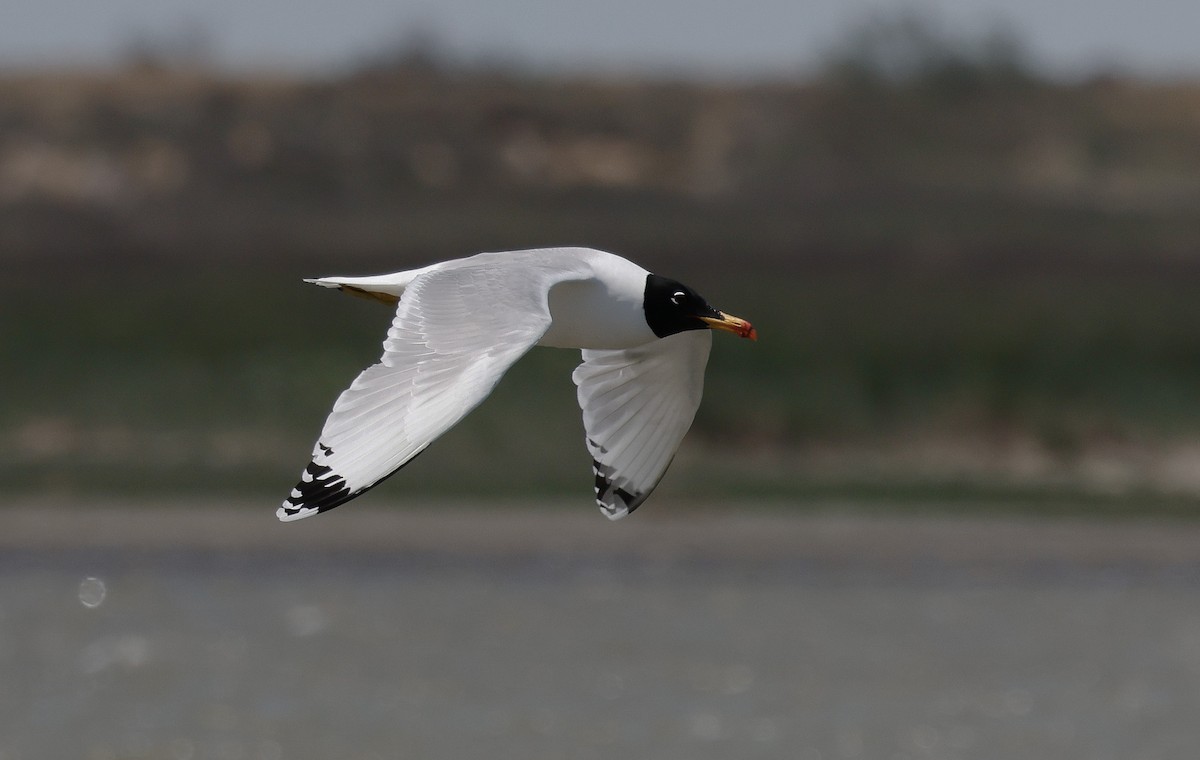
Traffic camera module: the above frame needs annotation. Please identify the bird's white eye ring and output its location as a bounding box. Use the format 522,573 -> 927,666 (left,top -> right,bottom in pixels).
671,291 -> 686,305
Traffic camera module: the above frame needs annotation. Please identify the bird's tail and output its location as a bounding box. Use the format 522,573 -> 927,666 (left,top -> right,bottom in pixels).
304,267 -> 433,306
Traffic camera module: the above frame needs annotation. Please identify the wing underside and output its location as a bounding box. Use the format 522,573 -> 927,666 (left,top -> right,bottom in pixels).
573,330 -> 712,519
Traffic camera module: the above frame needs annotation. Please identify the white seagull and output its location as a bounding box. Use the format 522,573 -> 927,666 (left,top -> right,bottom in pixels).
279,247 -> 756,522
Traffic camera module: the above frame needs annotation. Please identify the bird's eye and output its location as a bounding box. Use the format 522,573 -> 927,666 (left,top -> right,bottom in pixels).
671,291 -> 686,305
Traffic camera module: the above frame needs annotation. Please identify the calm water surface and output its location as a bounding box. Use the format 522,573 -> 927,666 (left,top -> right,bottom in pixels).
5,522 -> 1200,759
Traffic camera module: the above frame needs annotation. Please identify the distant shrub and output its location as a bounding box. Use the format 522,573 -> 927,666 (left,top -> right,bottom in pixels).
822,11 -> 1040,97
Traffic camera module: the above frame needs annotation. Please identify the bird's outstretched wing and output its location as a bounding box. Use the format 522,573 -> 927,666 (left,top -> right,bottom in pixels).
572,330 -> 711,519
280,258 -> 590,521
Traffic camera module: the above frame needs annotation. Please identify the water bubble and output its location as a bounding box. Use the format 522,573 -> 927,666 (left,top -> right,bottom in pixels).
79,577 -> 107,608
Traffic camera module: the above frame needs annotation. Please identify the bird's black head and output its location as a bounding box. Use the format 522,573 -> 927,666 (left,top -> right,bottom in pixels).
643,274 -> 716,338
643,273 -> 758,341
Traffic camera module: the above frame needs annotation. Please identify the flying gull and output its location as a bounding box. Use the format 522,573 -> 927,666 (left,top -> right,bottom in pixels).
279,247 -> 756,521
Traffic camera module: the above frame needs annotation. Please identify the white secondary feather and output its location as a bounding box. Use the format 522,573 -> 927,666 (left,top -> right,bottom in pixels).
573,330 -> 712,518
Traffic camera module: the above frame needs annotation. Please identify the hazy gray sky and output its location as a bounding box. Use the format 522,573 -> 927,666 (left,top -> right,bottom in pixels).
4,0 -> 1198,78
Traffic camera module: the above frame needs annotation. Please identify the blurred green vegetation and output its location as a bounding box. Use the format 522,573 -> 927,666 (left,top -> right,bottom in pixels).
4,35 -> 1200,510
7,261 -> 1200,511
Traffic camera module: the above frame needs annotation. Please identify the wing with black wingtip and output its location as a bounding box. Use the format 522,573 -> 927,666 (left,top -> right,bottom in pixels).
279,256 -> 591,521
572,330 -> 711,519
